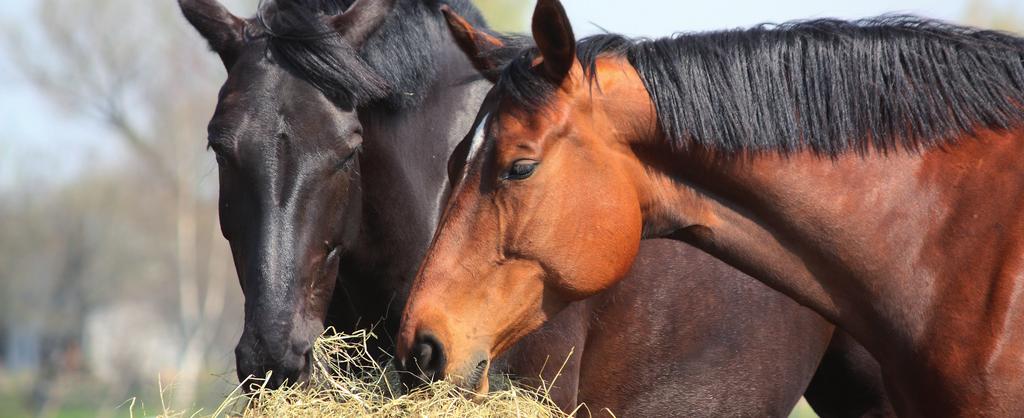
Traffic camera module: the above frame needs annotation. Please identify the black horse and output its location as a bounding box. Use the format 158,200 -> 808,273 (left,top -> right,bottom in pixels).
179,0 -> 892,415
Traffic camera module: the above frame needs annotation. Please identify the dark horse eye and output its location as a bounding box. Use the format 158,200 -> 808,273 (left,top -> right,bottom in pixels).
209,141 -> 229,165
505,160 -> 539,180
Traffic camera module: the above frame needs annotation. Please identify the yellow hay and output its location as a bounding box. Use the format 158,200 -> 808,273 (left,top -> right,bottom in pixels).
153,329 -> 583,418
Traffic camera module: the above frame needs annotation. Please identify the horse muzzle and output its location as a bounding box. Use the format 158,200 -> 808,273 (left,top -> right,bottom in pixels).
398,330 -> 491,395
235,333 -> 313,391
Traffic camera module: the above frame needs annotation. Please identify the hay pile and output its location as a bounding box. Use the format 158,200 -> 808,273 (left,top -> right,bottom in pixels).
158,329 -> 578,417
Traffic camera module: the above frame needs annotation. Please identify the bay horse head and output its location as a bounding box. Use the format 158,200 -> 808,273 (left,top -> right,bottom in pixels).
179,0 -> 394,389
403,0 -> 1024,413
397,0 -> 648,391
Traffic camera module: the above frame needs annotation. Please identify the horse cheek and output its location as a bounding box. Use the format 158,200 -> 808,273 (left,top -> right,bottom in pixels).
562,174 -> 642,297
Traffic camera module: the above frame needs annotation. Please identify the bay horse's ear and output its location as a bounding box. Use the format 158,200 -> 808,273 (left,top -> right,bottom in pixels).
441,5 -> 505,82
178,0 -> 246,68
531,0 -> 576,84
329,0 -> 397,50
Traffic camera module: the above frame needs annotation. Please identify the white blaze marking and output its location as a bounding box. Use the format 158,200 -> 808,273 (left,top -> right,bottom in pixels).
466,113 -> 490,168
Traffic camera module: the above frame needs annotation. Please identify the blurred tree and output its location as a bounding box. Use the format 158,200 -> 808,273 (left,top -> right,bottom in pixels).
1,0 -> 256,413
0,0 -> 520,414
964,0 -> 1024,32
473,0 -> 532,32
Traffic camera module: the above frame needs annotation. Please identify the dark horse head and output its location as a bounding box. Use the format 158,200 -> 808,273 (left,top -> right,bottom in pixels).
179,0 -> 395,388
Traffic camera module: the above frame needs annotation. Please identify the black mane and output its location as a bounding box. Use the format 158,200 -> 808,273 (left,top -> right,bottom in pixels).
498,16 -> 1024,155
254,0 -> 487,109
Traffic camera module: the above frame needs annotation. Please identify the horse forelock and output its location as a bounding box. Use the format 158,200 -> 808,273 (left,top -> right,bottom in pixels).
252,0 -> 488,109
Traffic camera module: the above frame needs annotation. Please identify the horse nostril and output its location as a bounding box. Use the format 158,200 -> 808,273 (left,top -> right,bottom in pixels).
414,342 -> 432,367
410,332 -> 446,381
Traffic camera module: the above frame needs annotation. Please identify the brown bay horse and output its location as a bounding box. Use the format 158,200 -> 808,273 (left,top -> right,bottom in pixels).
180,0 -> 888,415
399,1 -> 1024,416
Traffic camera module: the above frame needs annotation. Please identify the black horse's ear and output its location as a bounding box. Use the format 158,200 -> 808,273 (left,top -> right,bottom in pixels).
531,0 -> 576,84
441,5 -> 505,82
179,0 -> 246,68
329,0 -> 397,49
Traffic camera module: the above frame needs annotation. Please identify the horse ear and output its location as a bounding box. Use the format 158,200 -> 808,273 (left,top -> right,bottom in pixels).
178,0 -> 246,68
441,5 -> 505,82
329,0 -> 397,49
531,0 -> 576,84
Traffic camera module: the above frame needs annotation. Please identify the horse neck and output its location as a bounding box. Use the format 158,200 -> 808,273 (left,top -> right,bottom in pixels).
590,40 -> 1024,413
635,126 -> 1024,365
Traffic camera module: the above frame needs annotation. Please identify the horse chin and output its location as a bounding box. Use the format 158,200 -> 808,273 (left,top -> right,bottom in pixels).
473,372 -> 490,398
467,359 -> 490,397
450,357 -> 491,397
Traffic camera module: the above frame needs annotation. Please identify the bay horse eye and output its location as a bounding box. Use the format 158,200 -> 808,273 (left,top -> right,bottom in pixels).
505,160 -> 539,180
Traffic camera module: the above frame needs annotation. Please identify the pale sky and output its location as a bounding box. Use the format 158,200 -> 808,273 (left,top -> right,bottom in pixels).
1,0 -> 1021,190
561,0 -> 986,37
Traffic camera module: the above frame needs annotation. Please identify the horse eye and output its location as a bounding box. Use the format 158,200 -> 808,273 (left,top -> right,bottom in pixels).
336,146 -> 361,172
208,140 -> 230,165
505,160 -> 539,181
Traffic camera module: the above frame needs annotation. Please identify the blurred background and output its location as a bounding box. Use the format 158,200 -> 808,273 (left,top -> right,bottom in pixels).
0,0 -> 1019,416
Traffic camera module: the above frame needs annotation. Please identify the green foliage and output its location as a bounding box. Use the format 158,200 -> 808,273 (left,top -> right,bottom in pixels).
788,399 -> 819,418
472,0 -> 532,32
964,0 -> 1024,33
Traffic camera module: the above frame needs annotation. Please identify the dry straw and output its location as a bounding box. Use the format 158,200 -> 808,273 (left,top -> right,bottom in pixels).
146,329 -> 590,418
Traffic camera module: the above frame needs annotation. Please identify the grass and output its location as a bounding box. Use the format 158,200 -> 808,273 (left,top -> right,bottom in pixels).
0,371 -> 130,418
0,390 -> 32,418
